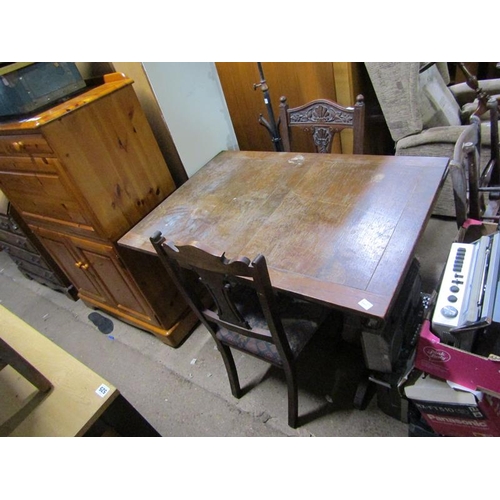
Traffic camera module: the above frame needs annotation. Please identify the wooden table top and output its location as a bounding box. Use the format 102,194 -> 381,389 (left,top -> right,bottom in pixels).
0,305 -> 118,436
119,151 -> 449,320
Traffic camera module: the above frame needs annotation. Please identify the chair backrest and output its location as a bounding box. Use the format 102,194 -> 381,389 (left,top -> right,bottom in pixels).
365,62 -> 423,142
483,97 -> 500,187
449,116 -> 482,228
278,95 -> 365,154
365,62 -> 462,143
418,63 -> 462,129
451,101 -> 500,228
150,231 -> 294,362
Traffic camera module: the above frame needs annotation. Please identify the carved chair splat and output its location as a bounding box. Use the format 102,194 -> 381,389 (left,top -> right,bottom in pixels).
279,94 -> 365,154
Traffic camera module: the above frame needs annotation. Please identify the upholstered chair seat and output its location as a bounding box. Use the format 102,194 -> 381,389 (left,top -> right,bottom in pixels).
216,285 -> 328,365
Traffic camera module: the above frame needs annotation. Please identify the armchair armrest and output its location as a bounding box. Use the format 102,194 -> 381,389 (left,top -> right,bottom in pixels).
397,126 -> 468,150
449,79 -> 500,106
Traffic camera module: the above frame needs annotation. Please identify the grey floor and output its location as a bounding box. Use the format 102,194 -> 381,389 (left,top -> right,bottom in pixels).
0,216 -> 459,437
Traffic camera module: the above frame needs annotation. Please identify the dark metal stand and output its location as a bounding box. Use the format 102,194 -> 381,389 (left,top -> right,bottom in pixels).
253,62 -> 283,152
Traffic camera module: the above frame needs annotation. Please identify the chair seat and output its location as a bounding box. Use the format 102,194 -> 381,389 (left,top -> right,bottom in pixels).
216,286 -> 329,365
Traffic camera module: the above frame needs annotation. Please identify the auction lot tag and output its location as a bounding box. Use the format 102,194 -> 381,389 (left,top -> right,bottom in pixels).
358,299 -> 373,311
95,383 -> 110,398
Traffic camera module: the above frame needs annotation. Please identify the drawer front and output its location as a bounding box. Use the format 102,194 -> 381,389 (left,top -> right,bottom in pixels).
13,257 -> 57,281
0,156 -> 60,174
0,170 -> 91,228
0,213 -> 24,235
2,243 -> 46,266
0,134 -> 54,157
0,213 -> 10,231
4,216 -> 24,236
0,227 -> 37,252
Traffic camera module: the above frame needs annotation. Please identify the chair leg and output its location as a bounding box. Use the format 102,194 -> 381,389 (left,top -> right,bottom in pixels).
217,342 -> 242,398
283,365 -> 299,428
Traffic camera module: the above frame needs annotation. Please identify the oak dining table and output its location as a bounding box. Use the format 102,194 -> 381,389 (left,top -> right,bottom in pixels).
118,150 -> 449,329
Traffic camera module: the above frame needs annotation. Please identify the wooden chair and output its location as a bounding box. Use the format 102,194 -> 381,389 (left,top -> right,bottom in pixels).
278,94 -> 365,154
150,232 -> 331,428
450,98 -> 500,231
478,97 -> 500,218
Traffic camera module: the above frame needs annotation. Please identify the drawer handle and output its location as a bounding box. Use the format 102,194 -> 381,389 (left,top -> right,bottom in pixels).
12,141 -> 25,152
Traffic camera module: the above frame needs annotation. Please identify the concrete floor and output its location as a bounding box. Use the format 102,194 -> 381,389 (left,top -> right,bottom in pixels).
0,216 -> 459,437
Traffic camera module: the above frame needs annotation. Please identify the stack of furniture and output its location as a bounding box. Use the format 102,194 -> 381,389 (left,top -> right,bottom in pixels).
0,73 -> 197,347
365,62 -> 500,217
404,113 -> 500,436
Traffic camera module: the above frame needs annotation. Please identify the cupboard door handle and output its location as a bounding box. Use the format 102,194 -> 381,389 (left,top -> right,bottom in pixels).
13,141 -> 24,152
75,261 -> 83,268
81,263 -> 89,270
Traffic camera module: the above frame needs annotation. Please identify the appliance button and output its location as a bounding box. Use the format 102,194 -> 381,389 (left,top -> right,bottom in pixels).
441,305 -> 458,318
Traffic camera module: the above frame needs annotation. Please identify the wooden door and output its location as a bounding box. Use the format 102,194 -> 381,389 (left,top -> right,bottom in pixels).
33,227 -> 158,325
74,238 -> 156,323
215,62 -> 392,155
216,62 -> 341,153
34,228 -> 108,305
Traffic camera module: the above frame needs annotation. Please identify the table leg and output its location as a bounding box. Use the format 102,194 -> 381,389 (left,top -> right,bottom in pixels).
0,337 -> 53,393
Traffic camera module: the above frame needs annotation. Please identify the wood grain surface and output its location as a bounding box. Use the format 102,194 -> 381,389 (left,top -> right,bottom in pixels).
119,151 -> 449,320
0,304 -> 118,436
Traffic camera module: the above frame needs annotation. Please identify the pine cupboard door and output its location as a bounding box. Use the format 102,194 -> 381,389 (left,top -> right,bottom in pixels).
33,228 -> 108,306
33,227 -> 159,326
74,238 -> 158,325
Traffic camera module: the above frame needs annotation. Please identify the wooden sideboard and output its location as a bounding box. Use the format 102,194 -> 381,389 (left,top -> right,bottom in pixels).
0,73 -> 197,346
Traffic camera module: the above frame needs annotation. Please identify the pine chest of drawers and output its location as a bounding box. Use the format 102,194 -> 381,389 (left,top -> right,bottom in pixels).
0,73 -> 197,346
